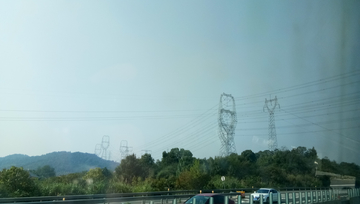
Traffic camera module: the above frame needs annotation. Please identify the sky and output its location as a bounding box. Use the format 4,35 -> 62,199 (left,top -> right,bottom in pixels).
0,1 -> 359,165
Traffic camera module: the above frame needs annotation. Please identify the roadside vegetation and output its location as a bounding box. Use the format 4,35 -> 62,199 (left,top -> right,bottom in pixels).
0,146 -> 359,197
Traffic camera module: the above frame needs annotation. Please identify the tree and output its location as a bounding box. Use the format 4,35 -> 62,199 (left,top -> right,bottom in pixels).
226,153 -> 242,178
34,165 -> 56,178
241,150 -> 257,163
161,148 -> 193,167
207,157 -> 228,177
175,160 -> 210,190
0,166 -> 38,197
177,151 -> 194,175
228,153 -> 256,179
161,148 -> 181,166
82,168 -> 110,194
115,154 -> 143,183
139,154 -> 155,178
83,167 -> 110,183
160,148 -> 194,179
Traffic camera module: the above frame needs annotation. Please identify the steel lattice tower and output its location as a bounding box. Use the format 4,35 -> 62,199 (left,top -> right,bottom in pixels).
94,144 -> 102,157
263,96 -> 280,151
101,135 -> 110,160
120,140 -> 132,160
218,93 -> 237,157
94,135 -> 110,160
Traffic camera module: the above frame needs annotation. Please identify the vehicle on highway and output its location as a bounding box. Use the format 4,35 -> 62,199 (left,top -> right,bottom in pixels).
184,194 -> 235,204
236,190 -> 246,198
250,188 -> 278,203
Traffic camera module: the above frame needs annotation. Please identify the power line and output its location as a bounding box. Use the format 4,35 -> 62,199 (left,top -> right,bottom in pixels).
234,70 -> 360,101
233,126 -> 360,137
236,115 -> 360,131
0,113 -> 214,121
138,75 -> 360,156
0,108 -> 214,113
150,121 -> 218,157
236,97 -> 359,120
236,108 -> 360,124
277,112 -> 360,154
234,80 -> 360,111
281,108 -> 360,145
133,103 -> 219,155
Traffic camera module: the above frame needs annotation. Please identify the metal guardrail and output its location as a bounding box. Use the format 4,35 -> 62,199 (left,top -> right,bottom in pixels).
247,188 -> 360,204
0,187 -> 337,203
0,189 -> 246,203
0,190 -> 214,203
0,193 -> 198,204
0,188 -> 358,204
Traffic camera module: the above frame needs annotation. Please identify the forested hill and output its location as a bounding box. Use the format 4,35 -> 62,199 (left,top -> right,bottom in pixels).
0,152 -> 119,175
0,147 -> 359,198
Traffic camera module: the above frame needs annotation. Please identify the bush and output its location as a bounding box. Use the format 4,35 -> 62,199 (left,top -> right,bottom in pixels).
85,181 -> 108,194
106,182 -> 131,193
39,183 -> 85,196
207,176 -> 243,189
0,183 -> 8,198
0,167 -> 39,197
132,179 -> 153,192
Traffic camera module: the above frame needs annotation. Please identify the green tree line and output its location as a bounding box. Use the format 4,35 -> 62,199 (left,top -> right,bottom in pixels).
0,146 -> 359,197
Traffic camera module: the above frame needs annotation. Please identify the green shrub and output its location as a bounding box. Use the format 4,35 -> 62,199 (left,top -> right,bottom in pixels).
106,182 -> 131,193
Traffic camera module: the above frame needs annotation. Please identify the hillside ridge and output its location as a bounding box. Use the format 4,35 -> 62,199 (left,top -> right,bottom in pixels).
0,151 -> 119,175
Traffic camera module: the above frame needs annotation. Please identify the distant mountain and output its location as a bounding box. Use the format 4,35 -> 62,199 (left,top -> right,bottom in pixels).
0,152 -> 119,175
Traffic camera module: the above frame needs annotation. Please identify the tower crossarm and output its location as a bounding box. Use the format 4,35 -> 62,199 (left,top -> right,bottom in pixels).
263,96 -> 280,113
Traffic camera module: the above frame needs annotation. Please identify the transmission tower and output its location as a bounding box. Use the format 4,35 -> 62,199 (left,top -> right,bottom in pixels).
141,150 -> 152,155
101,135 -> 110,160
94,144 -> 102,157
218,93 -> 237,157
263,96 -> 280,151
108,151 -> 111,161
120,140 -> 132,160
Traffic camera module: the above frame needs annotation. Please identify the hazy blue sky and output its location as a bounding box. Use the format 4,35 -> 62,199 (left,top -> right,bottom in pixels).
0,1 -> 359,164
